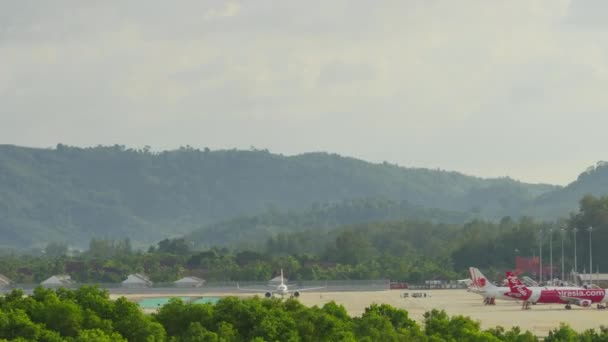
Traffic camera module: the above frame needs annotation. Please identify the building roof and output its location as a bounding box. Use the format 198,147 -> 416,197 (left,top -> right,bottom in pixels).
122,273 -> 152,284
0,274 -> 11,285
578,273 -> 608,281
174,276 -> 204,284
41,275 -> 74,285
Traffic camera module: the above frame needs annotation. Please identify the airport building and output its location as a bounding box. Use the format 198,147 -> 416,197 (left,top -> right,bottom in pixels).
0,274 -> 11,288
41,275 -> 75,288
122,273 -> 153,288
576,273 -> 608,288
174,276 -> 205,288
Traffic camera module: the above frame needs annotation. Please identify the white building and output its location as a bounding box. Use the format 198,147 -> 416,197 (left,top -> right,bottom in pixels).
122,273 -> 152,288
41,275 -> 74,288
576,273 -> 608,288
174,276 -> 205,288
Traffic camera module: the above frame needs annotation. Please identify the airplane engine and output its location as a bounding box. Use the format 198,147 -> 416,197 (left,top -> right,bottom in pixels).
265,292 -> 272,298
579,299 -> 592,307
293,291 -> 300,297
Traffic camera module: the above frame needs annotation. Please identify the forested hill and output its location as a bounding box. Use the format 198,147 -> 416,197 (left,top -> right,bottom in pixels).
528,161 -> 608,218
186,199 -> 473,249
0,144 -> 557,248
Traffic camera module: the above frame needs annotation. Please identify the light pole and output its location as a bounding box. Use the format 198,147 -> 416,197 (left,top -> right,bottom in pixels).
561,228 -> 565,283
549,228 -> 553,284
588,226 -> 593,286
515,248 -> 520,273
573,227 -> 578,274
539,229 -> 543,284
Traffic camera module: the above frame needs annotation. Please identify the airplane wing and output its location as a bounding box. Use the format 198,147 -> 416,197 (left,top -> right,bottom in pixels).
559,296 -> 592,307
468,288 -> 487,294
236,283 -> 271,292
560,296 -> 578,304
289,286 -> 326,293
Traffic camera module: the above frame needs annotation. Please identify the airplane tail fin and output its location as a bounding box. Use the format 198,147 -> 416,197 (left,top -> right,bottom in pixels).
469,267 -> 496,290
506,271 -> 532,298
505,271 -> 524,287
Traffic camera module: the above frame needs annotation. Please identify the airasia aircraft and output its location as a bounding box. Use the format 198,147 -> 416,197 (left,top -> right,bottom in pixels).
468,267 -> 582,305
505,271 -> 608,310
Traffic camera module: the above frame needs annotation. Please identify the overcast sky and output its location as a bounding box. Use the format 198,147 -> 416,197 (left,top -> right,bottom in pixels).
1,0 -> 607,185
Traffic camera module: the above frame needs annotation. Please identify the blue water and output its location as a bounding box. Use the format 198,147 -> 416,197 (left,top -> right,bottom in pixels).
138,296 -> 221,309
191,297 -> 221,305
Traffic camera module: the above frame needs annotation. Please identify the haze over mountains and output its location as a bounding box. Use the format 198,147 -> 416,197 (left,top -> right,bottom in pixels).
0,144 -> 605,249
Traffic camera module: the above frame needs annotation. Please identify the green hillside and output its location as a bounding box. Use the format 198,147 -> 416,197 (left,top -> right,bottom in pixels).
186,199 -> 472,249
0,144 -> 558,248
528,161 -> 608,218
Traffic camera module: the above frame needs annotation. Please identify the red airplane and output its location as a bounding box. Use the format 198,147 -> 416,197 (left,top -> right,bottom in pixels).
505,271 -> 608,310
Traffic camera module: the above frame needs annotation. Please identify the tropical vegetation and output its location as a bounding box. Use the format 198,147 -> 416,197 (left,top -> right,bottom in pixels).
1,195 -> 606,284
1,286 -> 605,341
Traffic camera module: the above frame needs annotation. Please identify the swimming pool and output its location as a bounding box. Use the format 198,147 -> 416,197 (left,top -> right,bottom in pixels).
138,296 -> 221,309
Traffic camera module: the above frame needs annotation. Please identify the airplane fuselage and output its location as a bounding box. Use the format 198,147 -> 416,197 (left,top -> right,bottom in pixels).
237,269 -> 324,297
276,284 -> 289,296
472,286 -> 584,301
504,272 -> 608,308
506,287 -> 608,305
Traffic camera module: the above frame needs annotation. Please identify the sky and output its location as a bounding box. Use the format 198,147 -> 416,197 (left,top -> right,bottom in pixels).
1,0 -> 607,185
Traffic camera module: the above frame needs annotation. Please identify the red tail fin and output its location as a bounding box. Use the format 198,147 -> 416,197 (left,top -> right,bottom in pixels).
505,271 -> 523,286
505,271 -> 532,300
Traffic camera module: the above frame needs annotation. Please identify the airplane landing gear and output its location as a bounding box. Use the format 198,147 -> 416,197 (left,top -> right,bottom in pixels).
521,301 -> 531,310
565,304 -> 572,310
484,298 -> 496,305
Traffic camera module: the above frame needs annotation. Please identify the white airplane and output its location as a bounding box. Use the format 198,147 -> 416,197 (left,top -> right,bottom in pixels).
237,269 -> 326,298
468,267 -> 513,304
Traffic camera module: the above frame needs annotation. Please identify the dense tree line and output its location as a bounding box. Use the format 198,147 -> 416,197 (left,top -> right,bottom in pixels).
187,199 -> 472,249
0,237 -> 455,284
2,286 -> 607,341
0,144 -> 559,248
1,195 -> 606,285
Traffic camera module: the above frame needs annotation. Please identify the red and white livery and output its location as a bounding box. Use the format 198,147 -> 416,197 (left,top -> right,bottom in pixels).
505,271 -> 608,310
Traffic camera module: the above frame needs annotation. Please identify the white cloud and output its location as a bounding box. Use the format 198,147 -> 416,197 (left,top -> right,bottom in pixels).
204,2 -> 240,21
1,0 -> 607,184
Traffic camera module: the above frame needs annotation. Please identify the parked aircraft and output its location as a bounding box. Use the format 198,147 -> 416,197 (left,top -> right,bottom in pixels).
468,267 -> 513,304
505,271 -> 608,310
468,267 -> 583,305
237,269 -> 326,298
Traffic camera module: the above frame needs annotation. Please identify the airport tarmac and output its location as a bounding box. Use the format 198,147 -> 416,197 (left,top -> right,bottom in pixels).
302,290 -> 608,337
119,289 -> 608,337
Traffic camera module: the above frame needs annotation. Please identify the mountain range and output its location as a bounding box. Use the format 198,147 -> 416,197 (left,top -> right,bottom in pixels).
0,144 -> 604,248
